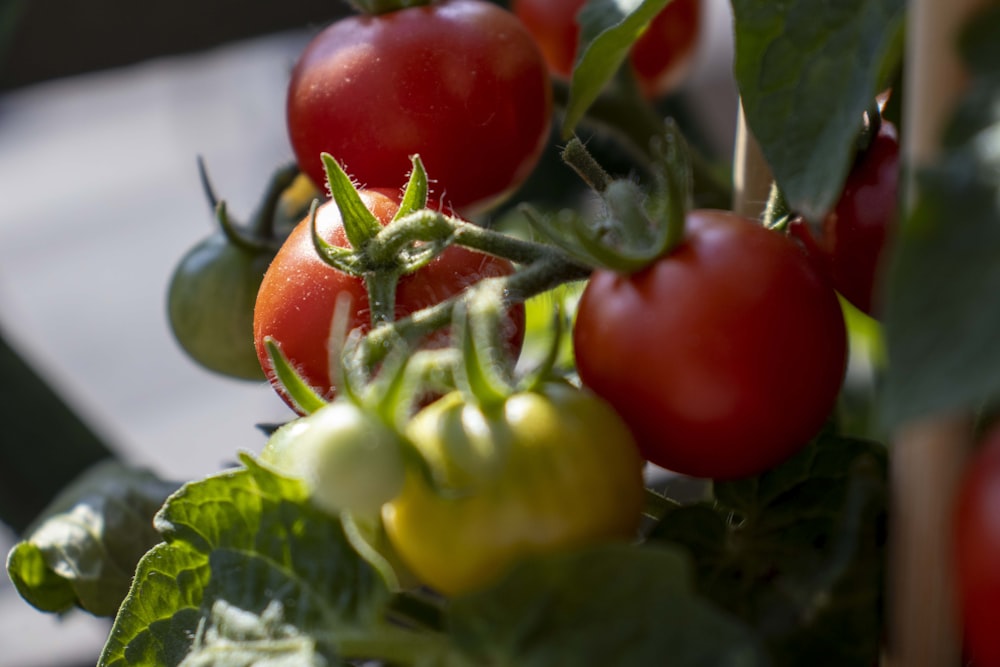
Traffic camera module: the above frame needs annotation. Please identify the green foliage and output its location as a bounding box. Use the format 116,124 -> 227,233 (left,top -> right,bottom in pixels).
562,0 -> 675,136
6,461 -> 178,616
881,5 -> 1000,426
450,544 -> 768,666
731,0 -> 905,222
649,432 -> 888,666
98,455 -> 389,667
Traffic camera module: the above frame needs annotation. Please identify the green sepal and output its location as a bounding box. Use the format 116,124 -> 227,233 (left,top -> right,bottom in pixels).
321,152 -> 385,250
307,199 -> 365,275
518,301 -> 567,393
264,337 -> 328,414
453,287 -> 517,409
394,155 -> 430,221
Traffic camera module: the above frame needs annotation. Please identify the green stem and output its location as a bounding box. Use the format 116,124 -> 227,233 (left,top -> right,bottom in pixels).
365,270 -> 401,328
361,256 -> 591,363
553,80 -> 732,208
374,209 -> 571,267
561,138 -> 614,193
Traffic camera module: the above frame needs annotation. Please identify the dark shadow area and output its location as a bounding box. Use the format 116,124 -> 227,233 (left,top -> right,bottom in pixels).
0,0 -> 351,91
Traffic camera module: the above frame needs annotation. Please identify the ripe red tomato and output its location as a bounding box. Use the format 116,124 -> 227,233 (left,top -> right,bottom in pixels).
788,120 -> 900,317
955,425 -> 1000,667
253,189 -> 525,410
573,209 -> 847,480
286,0 -> 552,214
511,0 -> 702,99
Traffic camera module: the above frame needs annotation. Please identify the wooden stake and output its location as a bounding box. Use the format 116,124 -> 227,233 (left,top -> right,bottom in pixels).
731,101 -> 772,219
886,0 -> 986,665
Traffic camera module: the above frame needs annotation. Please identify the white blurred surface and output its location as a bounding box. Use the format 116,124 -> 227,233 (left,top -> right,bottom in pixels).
0,33 -> 308,484
0,1 -> 737,663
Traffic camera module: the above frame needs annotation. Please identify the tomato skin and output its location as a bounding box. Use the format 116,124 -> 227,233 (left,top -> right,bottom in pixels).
788,121 -> 899,317
512,0 -> 702,99
382,383 -> 645,596
252,189 -> 525,411
573,210 -> 847,480
286,0 -> 552,214
168,234 -> 272,381
956,426 -> 1000,667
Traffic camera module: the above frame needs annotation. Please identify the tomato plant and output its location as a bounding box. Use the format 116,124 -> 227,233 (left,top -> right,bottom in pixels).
382,382 -> 645,596
573,209 -> 848,480
253,188 -> 525,409
286,0 -> 552,214
14,0 -> 998,665
955,424 -> 1000,667
512,0 -> 702,99
788,119 -> 900,317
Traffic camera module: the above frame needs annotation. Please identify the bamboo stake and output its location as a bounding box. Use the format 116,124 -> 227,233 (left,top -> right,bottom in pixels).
886,0 -> 986,665
731,101 -> 772,219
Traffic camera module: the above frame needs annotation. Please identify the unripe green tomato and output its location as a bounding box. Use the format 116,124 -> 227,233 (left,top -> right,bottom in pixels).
261,401 -> 407,516
382,382 -> 646,596
167,234 -> 273,381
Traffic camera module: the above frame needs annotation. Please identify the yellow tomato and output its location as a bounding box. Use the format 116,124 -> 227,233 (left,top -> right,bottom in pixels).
382,382 -> 645,596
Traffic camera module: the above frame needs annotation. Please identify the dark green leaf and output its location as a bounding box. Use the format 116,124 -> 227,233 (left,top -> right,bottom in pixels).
880,8 -> 1000,426
6,461 -> 178,616
449,544 -> 768,667
650,434 -> 888,667
562,0 -> 673,137
731,0 -> 905,221
98,456 -> 388,667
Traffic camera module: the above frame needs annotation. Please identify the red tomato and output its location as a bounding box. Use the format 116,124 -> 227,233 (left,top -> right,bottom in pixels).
286,0 -> 552,214
573,210 -> 847,480
955,425 -> 1000,667
512,0 -> 702,99
253,189 -> 525,410
788,121 -> 900,317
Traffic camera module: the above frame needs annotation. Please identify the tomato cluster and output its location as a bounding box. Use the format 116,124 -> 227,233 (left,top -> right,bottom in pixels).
252,188 -> 524,410
166,0 -> 854,599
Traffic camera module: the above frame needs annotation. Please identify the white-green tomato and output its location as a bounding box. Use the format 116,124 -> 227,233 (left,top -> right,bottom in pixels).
261,401 -> 406,515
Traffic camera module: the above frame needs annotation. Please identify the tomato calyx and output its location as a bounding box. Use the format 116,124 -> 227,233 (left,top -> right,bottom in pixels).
524,125 -> 690,274
197,157 -> 301,253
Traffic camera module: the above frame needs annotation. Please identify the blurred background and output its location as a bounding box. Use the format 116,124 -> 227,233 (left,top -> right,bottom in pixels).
0,1 -> 738,664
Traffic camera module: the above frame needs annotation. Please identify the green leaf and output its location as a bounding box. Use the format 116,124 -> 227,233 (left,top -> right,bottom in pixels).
881,7 -> 1000,426
98,456 -> 389,667
6,461 -> 178,616
650,433 -> 888,667
448,544 -> 768,666
731,0 -> 905,222
562,0 -> 674,137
